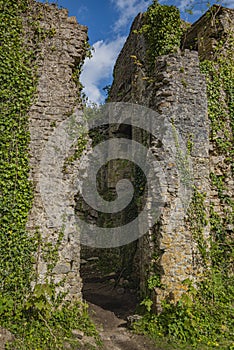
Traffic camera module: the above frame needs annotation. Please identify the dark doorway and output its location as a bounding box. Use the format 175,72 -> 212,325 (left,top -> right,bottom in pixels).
80,243 -> 139,319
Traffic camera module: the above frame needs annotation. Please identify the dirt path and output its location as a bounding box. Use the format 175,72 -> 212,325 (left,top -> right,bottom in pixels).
83,282 -> 161,350
88,301 -> 160,350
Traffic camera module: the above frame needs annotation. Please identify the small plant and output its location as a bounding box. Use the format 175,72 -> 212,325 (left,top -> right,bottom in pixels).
140,297 -> 153,312
147,275 -> 162,290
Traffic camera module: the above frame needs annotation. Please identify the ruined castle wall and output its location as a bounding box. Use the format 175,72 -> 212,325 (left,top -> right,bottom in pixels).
25,1 -> 88,300
109,15 -> 210,306
22,1 -> 233,306
183,5 -> 234,60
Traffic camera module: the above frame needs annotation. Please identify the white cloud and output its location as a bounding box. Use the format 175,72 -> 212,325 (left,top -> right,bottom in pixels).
178,0 -> 193,12
178,0 -> 203,20
76,5 -> 88,19
179,0 -> 234,17
80,1 -> 152,104
222,0 -> 234,7
80,36 -> 126,105
111,0 -> 151,32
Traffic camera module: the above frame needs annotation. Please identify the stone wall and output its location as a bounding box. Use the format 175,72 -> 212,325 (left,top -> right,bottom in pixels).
25,1 -> 88,300
108,5 -> 234,308
183,5 -> 234,60
109,10 -> 210,307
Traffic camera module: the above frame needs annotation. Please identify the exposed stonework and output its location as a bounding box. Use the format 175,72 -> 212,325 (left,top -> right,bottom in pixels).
109,10 -> 211,307
0,328 -> 14,350
183,5 -> 234,60
25,1 -> 88,300
108,5 -> 233,308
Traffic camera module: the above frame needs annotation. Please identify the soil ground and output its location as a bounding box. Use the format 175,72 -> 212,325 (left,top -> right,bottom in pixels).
81,259 -> 162,350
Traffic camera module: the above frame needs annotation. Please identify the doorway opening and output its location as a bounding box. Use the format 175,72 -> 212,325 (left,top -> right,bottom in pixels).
76,121 -> 149,320
80,243 -> 139,319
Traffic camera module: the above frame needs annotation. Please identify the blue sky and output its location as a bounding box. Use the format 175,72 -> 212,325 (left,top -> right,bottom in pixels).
39,0 -> 233,104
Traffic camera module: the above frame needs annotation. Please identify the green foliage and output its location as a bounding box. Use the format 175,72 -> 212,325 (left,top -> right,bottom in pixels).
72,64 -> 84,99
200,59 -> 234,159
135,271 -> 234,348
200,19 -> 234,318
137,188 -> 232,348
73,41 -> 93,104
0,0 -> 35,311
140,297 -> 153,313
6,288 -> 99,350
147,275 -> 162,290
137,141 -> 233,348
64,136 -> 88,164
40,230 -> 64,272
139,0 -> 184,70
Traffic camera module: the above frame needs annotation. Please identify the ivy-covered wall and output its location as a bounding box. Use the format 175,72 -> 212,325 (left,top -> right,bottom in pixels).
1,1 -> 233,348
24,0 -> 88,300
0,1 -> 99,348
184,5 -> 234,284
185,6 -> 234,238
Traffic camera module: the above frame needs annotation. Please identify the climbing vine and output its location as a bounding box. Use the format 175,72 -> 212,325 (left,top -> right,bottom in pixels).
138,0 -> 185,70
0,0 -> 35,311
135,185 -> 234,348
201,60 -> 234,161
187,188 -> 209,262
200,4 -> 234,285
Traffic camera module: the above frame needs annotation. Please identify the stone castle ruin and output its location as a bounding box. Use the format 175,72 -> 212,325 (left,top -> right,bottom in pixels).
24,1 -> 233,310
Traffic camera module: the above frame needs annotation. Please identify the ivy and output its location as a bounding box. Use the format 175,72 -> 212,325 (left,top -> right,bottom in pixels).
200,15 -> 234,277
138,0 -> 184,70
187,188 -> 209,263
200,59 -> 234,158
0,0 -> 35,309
